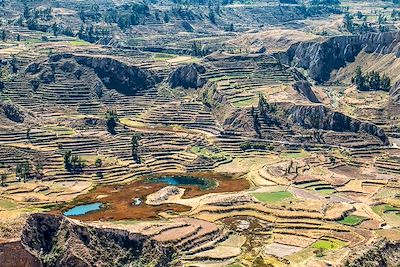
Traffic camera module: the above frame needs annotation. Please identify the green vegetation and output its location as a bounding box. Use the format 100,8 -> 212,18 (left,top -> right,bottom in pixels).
190,146 -> 229,160
63,150 -> 85,174
232,98 -> 256,108
153,53 -> 177,61
372,204 -> 400,216
25,38 -> 43,45
252,191 -> 293,203
281,151 -> 309,159
339,215 -> 368,226
240,142 -> 273,151
69,40 -> 91,46
315,188 -> 336,196
131,132 -> 142,163
95,158 -> 102,167
352,66 -> 391,92
105,110 -> 118,134
0,173 -> 6,187
312,237 -> 347,250
0,199 -> 18,210
16,161 -> 30,182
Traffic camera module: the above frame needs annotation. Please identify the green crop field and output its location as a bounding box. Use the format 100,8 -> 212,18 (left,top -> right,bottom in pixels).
312,238 -> 347,250
252,191 -> 293,203
372,204 -> 400,216
339,215 -> 368,226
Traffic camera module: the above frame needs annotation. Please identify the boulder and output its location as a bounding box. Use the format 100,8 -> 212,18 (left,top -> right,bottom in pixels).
168,63 -> 206,89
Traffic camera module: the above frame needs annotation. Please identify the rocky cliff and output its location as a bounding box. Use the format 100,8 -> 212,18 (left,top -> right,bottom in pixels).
292,81 -> 320,103
21,213 -> 177,267
390,80 -> 400,103
168,63 -> 206,89
285,103 -> 389,145
344,239 -> 400,267
279,32 -> 400,82
0,241 -> 41,267
49,54 -> 160,95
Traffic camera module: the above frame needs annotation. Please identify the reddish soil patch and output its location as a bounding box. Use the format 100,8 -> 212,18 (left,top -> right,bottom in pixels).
0,241 -> 41,267
56,173 -> 249,221
179,172 -> 249,198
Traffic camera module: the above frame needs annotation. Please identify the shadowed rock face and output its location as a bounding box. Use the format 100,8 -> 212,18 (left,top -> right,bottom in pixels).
50,54 -> 160,96
21,213 -> 176,267
285,104 -> 389,145
0,241 -> 41,267
390,81 -> 400,103
168,63 -> 207,89
345,239 -> 400,267
292,81 -> 320,103
282,32 -> 400,82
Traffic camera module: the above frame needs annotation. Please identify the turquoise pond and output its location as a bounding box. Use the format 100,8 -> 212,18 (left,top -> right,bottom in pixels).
64,203 -> 103,216
146,176 -> 215,190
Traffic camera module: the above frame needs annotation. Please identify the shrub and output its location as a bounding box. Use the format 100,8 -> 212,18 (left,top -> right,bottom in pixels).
105,110 -> 118,134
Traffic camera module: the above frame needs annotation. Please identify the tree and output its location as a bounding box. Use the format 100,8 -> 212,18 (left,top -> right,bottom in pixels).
131,133 -> 142,163
105,110 -> 118,134
26,127 -> 31,140
63,150 -> 85,173
23,4 -> 30,19
35,162 -> 43,179
16,161 -> 30,182
1,29 -> 5,42
351,66 -> 366,91
0,173 -> 6,187
163,12 -> 170,23
343,13 -> 354,32
95,158 -> 102,167
52,22 -> 58,36
10,55 -> 18,73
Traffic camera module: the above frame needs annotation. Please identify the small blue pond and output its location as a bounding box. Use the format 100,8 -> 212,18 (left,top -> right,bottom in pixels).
64,202 -> 103,216
147,176 -> 215,190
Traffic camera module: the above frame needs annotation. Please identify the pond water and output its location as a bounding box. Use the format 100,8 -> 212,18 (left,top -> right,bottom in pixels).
64,202 -> 103,216
147,176 -> 215,190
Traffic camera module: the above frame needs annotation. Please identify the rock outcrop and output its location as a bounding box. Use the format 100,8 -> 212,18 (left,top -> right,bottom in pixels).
344,239 -> 400,267
21,213 -> 176,267
279,32 -> 400,82
168,63 -> 206,89
1,101 -> 24,123
292,81 -> 320,103
0,241 -> 41,267
390,80 -> 400,103
285,104 -> 389,145
50,54 -> 160,95
223,109 -> 255,133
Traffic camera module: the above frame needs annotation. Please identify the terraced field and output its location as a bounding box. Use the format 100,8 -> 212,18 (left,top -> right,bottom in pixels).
0,0 -> 400,266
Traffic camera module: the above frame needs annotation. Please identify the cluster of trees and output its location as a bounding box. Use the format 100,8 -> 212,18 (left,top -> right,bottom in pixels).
77,24 -> 110,43
310,0 -> 341,5
191,41 -> 211,56
391,9 -> 400,21
240,141 -> 273,151
14,161 -> 43,182
63,150 -> 85,173
343,11 -> 391,33
103,3 -> 150,29
351,66 -> 391,92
